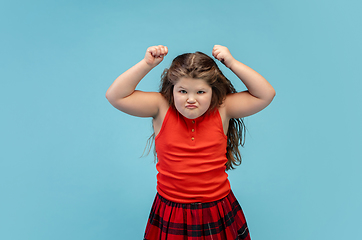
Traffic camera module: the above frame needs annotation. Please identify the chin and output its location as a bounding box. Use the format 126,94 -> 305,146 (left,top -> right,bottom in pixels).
180,113 -> 197,119
175,105 -> 207,119
182,110 -> 206,119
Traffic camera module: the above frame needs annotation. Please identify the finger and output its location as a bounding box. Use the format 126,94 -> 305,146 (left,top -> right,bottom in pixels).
162,45 -> 168,56
148,46 -> 157,57
157,46 -> 162,57
214,52 -> 225,62
213,50 -> 221,59
160,46 -> 167,56
156,45 -> 165,57
212,48 -> 218,57
213,45 -> 221,52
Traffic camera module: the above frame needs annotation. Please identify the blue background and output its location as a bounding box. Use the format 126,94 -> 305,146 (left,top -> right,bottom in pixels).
1,0 -> 361,239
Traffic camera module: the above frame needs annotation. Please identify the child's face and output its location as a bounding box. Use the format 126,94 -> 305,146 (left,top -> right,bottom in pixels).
173,77 -> 212,119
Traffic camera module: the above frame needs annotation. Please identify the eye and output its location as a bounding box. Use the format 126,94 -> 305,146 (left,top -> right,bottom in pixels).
180,90 -> 187,94
197,91 -> 205,94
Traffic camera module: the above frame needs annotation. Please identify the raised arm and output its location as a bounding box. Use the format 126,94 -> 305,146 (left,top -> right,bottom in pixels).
106,45 -> 168,118
212,45 -> 276,118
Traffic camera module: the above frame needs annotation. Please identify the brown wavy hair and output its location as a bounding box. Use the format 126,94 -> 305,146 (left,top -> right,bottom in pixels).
145,51 -> 246,170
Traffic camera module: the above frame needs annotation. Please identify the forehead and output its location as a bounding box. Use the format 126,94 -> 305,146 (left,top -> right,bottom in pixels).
174,77 -> 210,88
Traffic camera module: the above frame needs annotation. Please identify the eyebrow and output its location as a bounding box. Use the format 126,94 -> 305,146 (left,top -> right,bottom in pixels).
176,86 -> 190,90
176,86 -> 208,90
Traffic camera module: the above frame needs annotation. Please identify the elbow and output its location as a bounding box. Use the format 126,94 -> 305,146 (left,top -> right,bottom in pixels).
270,85 -> 276,98
266,88 -> 276,104
105,91 -> 116,105
105,89 -> 114,102
272,88 -> 276,98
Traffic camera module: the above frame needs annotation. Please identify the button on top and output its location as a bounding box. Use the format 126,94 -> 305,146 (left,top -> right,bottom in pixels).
192,120 -> 195,124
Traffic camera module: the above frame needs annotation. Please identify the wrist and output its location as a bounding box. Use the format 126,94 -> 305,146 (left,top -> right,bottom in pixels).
227,58 -> 238,70
141,58 -> 157,70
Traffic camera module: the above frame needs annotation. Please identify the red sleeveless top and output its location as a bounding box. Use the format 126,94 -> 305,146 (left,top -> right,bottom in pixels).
155,106 -> 231,203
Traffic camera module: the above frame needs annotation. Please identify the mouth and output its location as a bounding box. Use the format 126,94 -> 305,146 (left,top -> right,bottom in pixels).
185,104 -> 197,109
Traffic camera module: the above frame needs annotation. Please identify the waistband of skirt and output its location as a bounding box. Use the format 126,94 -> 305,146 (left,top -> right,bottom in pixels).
156,189 -> 234,209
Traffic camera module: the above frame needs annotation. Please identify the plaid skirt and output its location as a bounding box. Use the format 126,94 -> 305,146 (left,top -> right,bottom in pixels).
144,190 -> 250,240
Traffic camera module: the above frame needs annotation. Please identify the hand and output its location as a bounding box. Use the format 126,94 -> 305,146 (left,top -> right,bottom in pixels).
144,45 -> 168,68
212,45 -> 235,69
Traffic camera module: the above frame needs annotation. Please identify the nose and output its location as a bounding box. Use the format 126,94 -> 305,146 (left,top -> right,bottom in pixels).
187,95 -> 196,103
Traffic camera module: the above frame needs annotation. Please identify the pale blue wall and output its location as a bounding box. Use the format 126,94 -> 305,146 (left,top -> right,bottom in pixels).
1,0 -> 361,239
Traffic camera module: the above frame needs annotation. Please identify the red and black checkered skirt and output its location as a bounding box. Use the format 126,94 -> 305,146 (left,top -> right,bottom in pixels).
144,190 -> 250,240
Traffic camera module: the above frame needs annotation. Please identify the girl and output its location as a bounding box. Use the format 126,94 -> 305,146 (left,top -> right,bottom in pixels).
106,45 -> 275,240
